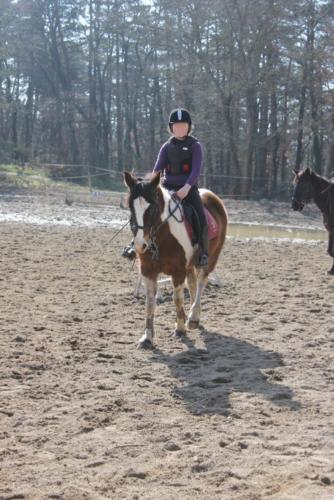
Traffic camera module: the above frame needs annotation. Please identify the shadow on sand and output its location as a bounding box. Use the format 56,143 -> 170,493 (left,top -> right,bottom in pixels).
151,329 -> 300,416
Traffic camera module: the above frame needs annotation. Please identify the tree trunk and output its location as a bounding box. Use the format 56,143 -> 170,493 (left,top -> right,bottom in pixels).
88,0 -> 97,170
256,80 -> 269,195
115,32 -> 123,171
246,86 -> 258,197
269,89 -> 279,196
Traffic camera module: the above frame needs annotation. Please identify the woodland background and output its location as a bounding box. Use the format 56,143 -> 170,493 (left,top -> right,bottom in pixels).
1,0 -> 334,197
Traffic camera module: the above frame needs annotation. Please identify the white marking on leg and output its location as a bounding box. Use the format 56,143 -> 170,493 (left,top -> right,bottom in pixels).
188,270 -> 208,325
134,270 -> 164,302
134,274 -> 142,298
186,268 -> 197,305
138,328 -> 154,345
173,283 -> 186,333
138,276 -> 156,346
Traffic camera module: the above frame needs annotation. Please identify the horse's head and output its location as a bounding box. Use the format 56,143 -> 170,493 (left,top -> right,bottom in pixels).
124,171 -> 162,254
292,167 -> 314,212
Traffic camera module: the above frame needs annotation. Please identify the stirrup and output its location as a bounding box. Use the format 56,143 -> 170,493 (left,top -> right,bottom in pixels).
121,244 -> 136,260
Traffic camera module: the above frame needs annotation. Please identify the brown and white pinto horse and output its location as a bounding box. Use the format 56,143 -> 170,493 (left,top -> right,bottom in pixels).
124,171 -> 228,348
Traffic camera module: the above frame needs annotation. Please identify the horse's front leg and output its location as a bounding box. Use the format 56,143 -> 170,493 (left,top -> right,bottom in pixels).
172,275 -> 187,338
187,269 -> 209,329
327,232 -> 334,275
133,273 -> 142,299
138,275 -> 157,349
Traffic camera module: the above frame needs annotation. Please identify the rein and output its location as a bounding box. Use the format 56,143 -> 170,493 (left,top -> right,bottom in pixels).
154,194 -> 184,232
147,194 -> 184,261
109,219 -> 130,243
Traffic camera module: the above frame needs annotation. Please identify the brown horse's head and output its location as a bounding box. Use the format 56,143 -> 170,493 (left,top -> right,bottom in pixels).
292,167 -> 314,212
124,171 -> 162,254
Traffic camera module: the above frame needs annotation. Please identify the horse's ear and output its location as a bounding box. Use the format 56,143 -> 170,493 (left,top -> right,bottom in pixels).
150,171 -> 161,187
292,169 -> 299,175
124,171 -> 136,189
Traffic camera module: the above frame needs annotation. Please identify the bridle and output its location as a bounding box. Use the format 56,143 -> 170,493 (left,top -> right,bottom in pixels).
292,173 -> 334,215
292,177 -> 313,210
130,190 -> 184,261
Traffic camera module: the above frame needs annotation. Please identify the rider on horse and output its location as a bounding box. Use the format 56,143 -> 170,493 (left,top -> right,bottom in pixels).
122,108 -> 209,268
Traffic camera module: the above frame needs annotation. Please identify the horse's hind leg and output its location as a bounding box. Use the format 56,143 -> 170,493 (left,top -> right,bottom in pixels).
186,267 -> 197,305
187,269 -> 208,329
138,276 -> 157,349
134,273 -> 164,303
327,233 -> 334,275
172,275 -> 187,338
133,274 -> 143,298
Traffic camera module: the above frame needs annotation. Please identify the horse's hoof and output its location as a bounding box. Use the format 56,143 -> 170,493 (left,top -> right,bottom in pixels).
137,339 -> 153,349
187,319 -> 200,330
173,329 -> 185,338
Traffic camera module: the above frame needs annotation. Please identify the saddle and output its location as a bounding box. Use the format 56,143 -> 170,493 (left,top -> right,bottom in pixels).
181,201 -> 218,244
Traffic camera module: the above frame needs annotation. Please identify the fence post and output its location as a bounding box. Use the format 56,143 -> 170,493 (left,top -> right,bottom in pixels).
87,165 -> 92,192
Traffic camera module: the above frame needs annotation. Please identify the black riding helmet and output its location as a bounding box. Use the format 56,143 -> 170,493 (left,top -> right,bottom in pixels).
169,108 -> 192,132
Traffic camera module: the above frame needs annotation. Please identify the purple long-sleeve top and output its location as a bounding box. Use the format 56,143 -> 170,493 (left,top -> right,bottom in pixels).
152,139 -> 203,187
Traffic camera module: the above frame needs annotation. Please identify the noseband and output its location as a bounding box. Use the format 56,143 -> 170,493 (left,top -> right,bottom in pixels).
292,178 -> 313,210
291,197 -> 306,210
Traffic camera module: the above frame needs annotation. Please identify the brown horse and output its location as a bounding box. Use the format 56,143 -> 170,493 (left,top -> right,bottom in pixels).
292,167 -> 334,275
124,171 -> 228,348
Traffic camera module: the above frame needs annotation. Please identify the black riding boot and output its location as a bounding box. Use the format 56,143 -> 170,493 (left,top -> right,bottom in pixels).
198,225 -> 209,269
121,239 -> 136,260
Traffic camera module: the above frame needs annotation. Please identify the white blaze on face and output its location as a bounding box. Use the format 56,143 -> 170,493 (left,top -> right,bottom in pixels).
161,188 -> 193,264
133,197 -> 150,253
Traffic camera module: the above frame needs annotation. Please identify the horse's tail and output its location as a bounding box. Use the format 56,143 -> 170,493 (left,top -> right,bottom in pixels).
200,189 -> 228,270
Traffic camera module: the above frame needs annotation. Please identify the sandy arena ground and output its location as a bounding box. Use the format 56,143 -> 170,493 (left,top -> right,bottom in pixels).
0,193 -> 334,499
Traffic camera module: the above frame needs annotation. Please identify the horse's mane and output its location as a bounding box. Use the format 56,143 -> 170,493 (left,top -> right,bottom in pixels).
313,170 -> 333,184
310,170 -> 334,221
